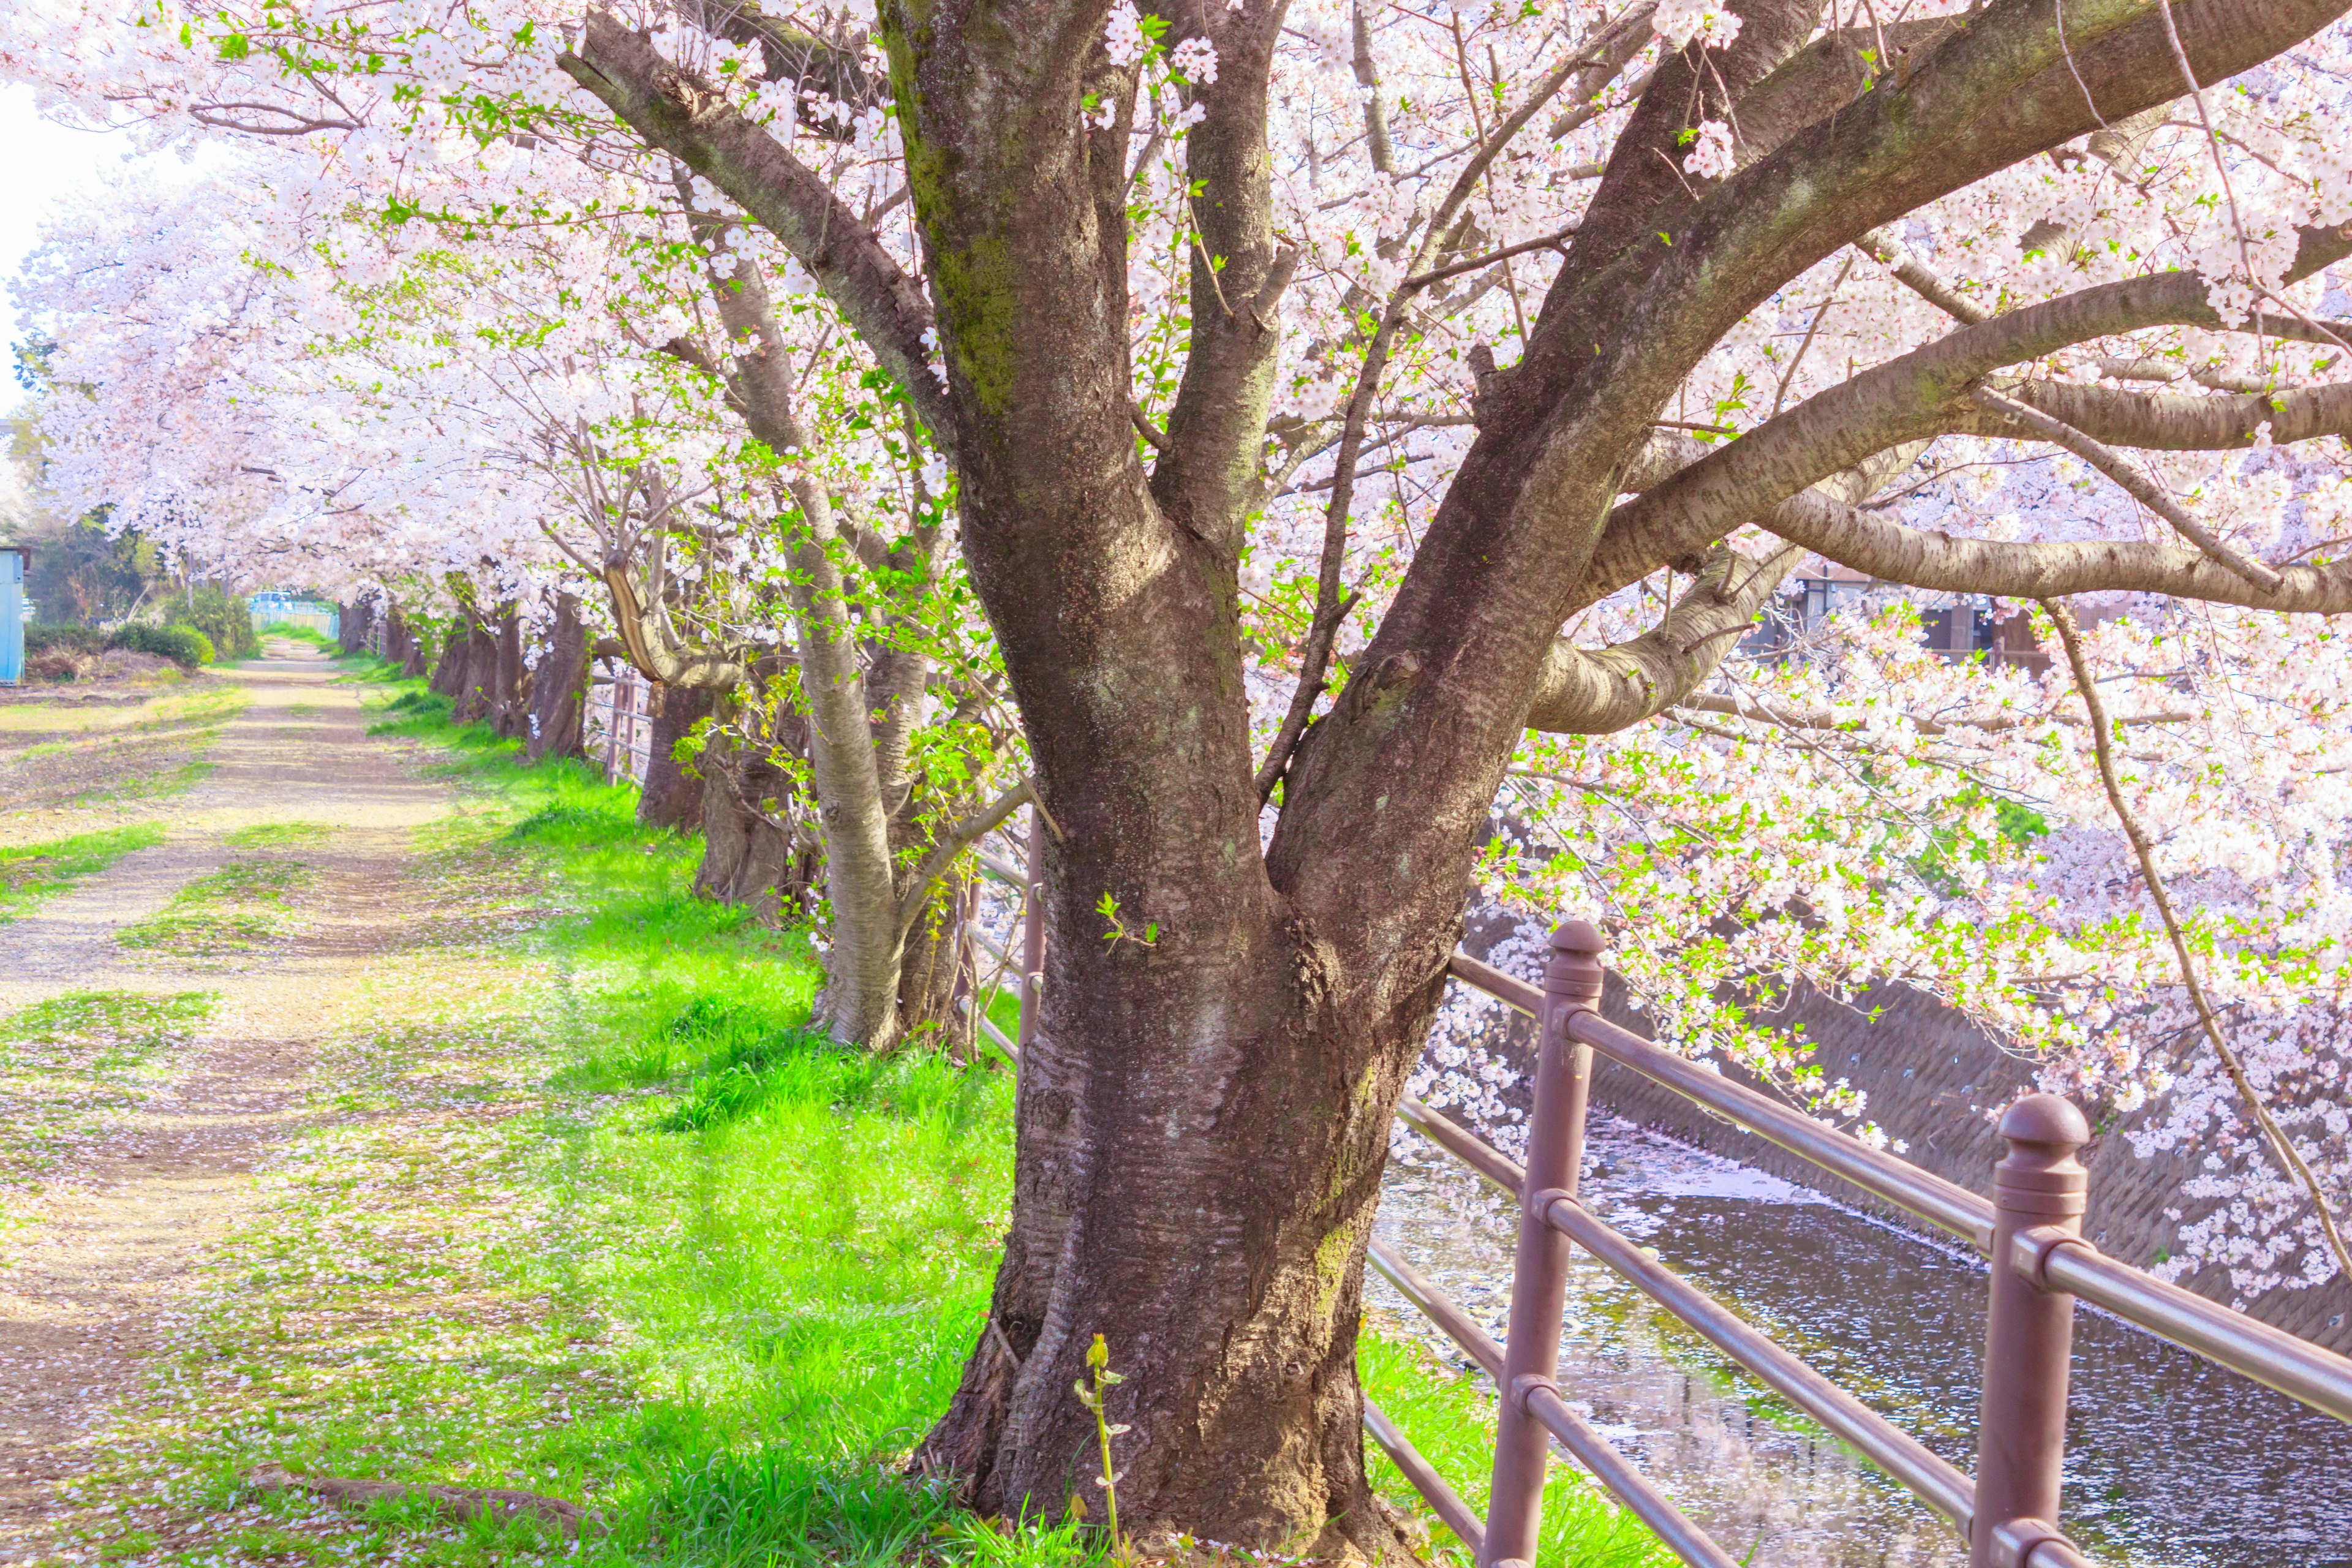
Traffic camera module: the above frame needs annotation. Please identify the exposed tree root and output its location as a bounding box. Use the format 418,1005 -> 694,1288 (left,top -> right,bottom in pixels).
241,1463 -> 603,1538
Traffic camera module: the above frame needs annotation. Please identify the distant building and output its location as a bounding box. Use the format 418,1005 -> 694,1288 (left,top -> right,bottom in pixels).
1740,567 -> 2048,674
0,545 -> 28,687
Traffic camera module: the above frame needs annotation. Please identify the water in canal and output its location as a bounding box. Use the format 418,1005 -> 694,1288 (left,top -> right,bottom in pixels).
1370,1115 -> 2352,1567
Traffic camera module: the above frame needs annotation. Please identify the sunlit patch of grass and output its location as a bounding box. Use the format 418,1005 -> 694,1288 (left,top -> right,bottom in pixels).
1360,1328 -> 1673,1568
0,684 -> 247,739
225,821 -> 334,850
118,858 -> 313,957
0,823 -> 167,923
0,990 -> 214,1218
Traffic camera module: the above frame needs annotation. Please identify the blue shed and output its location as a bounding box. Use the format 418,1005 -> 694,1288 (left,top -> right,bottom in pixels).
0,546 -> 26,687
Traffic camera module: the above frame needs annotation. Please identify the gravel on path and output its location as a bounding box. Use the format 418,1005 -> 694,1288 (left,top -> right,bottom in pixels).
0,649 -> 455,1562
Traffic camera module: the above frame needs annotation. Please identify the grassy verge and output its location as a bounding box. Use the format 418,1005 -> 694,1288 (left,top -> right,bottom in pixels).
0,824 -> 167,922
37,671 -> 1660,1568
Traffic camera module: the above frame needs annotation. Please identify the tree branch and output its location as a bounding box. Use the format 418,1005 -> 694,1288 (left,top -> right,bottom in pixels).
1759,487 -> 2352,611
2042,598 -> 2352,1298
562,10 -> 956,450
1671,689 -> 2195,737
1526,543 -> 1801,733
1969,386 -> 2283,588
896,775 -> 1037,929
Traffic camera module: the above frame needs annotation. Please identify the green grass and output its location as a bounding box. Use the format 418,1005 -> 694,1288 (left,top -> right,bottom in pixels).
257,622 -> 341,652
224,821 -> 334,850
1360,1333 -> 1670,1567
118,858 -> 313,957
47,673 -> 1666,1568
0,823 -> 167,922
0,990 -> 215,1219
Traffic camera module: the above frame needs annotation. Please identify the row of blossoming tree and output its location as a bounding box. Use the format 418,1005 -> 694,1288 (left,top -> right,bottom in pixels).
10,0 -> 2352,1548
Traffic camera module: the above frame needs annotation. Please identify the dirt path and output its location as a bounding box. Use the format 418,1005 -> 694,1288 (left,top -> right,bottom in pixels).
0,650 -> 454,1563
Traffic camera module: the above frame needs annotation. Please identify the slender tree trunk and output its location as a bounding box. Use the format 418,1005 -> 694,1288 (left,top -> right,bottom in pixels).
783,484 -> 908,1050
892,879 -> 967,1038
638,681 -> 714,832
526,593 -> 590,764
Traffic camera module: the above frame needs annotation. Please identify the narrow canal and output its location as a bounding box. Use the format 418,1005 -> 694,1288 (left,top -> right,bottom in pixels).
1370,1115 -> 2352,1567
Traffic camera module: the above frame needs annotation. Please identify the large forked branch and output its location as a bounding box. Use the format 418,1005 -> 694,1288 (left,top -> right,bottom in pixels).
2043,600 -> 2352,1298
602,556 -> 749,688
1252,10 -> 1655,800
1969,387 -> 2283,589
561,10 -> 956,450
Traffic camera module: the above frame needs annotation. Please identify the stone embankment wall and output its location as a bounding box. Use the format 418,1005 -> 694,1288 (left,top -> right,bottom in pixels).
1455,918 -> 2350,1356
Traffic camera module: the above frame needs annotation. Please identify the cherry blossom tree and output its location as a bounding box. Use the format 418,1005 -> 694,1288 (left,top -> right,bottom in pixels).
12,0 -> 2352,1550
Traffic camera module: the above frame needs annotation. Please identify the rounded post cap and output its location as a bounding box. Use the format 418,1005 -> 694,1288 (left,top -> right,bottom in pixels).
1999,1093 -> 2090,1150
1550,918 -> 1605,956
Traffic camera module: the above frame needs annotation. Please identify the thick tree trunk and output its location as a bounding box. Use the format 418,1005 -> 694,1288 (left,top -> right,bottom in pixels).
526,594 -> 590,764
693,701 -> 815,916
337,599 -> 372,657
919,850 -> 1443,1555
638,681 -> 714,832
453,614 -> 498,724
428,626 -> 469,700
491,605 -> 526,740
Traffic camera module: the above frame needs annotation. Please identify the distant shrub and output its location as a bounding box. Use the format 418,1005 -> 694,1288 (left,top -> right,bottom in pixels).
24,624 -> 105,657
170,585 -> 260,662
107,622 -> 214,669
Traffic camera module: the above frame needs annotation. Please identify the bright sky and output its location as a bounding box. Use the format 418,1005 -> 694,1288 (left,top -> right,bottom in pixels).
0,83 -> 213,376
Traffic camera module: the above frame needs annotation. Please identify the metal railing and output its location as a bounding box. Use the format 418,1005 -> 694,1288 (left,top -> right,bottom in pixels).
586,665 -> 655,785
962,819 -> 2352,1567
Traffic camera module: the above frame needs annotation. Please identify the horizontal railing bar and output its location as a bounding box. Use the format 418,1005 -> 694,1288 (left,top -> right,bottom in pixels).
977,851 -> 1027,886
2034,1237 -> 2352,1423
956,996 -> 1022,1067
1445,950 -> 1543,1016
1365,1240 -> 1733,1568
1563,1009 -> 1997,1250
1521,1385 -> 1742,1568
973,926 -> 1015,965
1362,1398 -> 1486,1553
1367,1238 -> 1504,1379
1396,1096 -> 1524,1194
1539,1193 -> 1976,1532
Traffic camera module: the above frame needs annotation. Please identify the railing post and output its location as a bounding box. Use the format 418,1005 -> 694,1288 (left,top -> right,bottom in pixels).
1970,1093 -> 2090,1568
1480,918 -> 1604,1568
1016,808 -> 1047,1054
